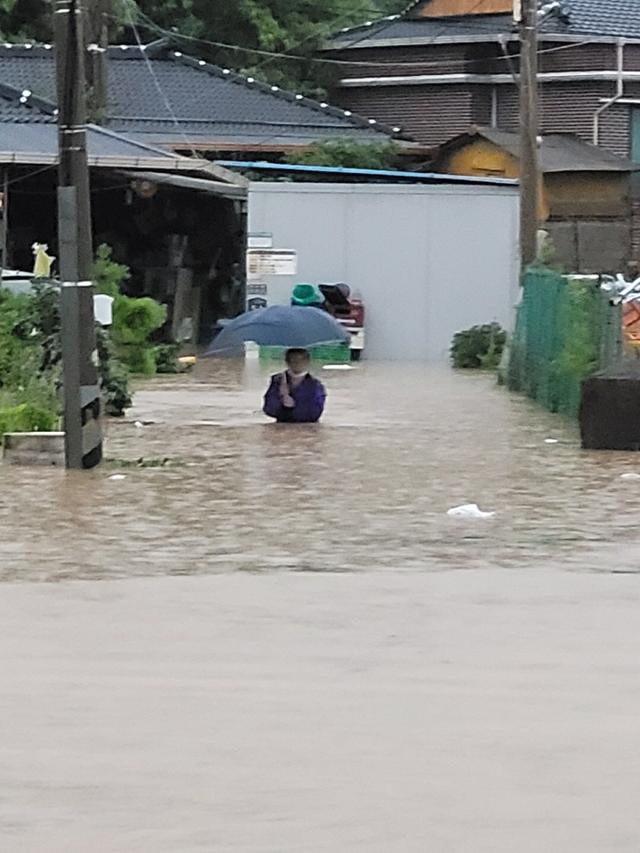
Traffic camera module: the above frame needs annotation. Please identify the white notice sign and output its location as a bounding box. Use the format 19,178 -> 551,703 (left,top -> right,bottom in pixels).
247,249 -> 297,277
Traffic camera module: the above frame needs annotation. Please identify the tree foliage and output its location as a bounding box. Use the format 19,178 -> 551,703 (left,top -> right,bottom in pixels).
286,139 -> 401,170
133,0 -> 407,95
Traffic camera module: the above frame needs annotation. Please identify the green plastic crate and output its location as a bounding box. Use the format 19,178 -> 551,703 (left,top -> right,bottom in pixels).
259,343 -> 350,363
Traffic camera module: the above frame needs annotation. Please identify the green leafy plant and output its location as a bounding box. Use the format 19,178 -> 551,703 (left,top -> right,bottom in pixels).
450,323 -> 507,370
93,243 -> 131,298
0,288 -> 60,431
154,343 -> 182,374
92,244 -> 167,376
286,139 -> 401,170
0,403 -> 57,438
95,326 -> 132,417
554,280 -> 599,379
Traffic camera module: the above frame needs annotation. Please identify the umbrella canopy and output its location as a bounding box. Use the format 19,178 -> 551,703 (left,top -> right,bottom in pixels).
205,305 -> 349,356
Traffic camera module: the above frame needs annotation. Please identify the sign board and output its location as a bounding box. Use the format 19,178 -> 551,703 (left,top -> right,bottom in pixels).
248,232 -> 273,249
247,249 -> 297,278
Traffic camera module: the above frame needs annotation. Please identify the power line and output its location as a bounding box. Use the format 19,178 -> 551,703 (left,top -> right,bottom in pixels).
122,0 -> 202,160
124,8 -> 590,74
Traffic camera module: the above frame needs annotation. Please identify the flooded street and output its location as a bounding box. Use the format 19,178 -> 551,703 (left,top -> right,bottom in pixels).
3,363 -> 640,851
2,362 -> 640,579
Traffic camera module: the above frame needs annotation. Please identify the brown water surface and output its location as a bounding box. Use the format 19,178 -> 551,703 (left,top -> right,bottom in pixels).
1,361 -> 638,580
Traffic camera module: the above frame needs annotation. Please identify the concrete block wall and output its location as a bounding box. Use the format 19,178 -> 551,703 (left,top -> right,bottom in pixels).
3,432 -> 65,467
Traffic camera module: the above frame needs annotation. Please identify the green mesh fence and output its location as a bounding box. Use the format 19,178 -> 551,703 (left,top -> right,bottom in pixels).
507,267 -> 622,418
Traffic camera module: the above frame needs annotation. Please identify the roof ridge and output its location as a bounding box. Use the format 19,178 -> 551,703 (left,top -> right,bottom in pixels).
0,80 -> 57,119
163,47 -> 401,138
0,40 -> 403,139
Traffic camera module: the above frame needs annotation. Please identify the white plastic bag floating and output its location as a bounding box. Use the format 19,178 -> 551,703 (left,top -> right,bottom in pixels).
447,503 -> 495,519
322,364 -> 354,371
620,472 -> 640,481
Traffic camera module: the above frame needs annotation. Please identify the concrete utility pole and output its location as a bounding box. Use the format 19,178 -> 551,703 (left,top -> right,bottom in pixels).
517,0 -> 540,269
54,0 -> 103,469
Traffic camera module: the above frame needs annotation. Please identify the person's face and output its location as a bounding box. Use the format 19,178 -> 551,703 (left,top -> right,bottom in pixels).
286,353 -> 310,375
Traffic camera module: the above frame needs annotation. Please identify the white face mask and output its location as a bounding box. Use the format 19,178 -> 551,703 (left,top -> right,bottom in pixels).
289,370 -> 308,379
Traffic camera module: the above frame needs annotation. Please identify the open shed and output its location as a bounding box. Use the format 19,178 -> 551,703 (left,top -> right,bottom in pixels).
0,85 -> 247,343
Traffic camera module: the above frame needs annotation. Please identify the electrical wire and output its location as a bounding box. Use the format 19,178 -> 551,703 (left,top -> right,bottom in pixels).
122,0 -> 203,160
4,164 -> 56,188
123,3 -> 588,74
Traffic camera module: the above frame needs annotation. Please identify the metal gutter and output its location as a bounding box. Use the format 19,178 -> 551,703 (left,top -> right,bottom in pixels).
326,33 -> 640,50
593,39 -> 626,145
215,159 -> 517,186
120,170 -> 247,199
340,70 -> 640,88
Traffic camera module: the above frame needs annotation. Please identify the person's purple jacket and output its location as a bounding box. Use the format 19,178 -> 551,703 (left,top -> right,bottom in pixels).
263,372 -> 326,423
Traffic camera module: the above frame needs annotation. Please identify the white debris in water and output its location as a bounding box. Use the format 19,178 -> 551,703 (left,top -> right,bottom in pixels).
322,364 -> 354,371
134,421 -> 144,429
620,472 -> 640,481
108,474 -> 126,481
447,503 -> 495,519
544,438 -> 559,444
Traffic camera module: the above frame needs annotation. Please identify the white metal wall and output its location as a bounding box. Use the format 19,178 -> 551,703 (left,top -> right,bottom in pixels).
248,182 -> 519,361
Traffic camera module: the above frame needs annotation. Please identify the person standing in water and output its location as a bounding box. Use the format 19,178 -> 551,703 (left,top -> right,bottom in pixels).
263,348 -> 326,423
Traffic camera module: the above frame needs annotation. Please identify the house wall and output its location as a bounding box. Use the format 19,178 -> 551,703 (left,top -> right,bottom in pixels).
337,44 -> 469,79
438,139 -> 632,272
545,221 -> 631,274
545,172 -> 629,219
248,182 -> 519,361
339,84 -> 481,145
330,41 -> 640,156
441,139 -> 549,218
414,0 -> 513,16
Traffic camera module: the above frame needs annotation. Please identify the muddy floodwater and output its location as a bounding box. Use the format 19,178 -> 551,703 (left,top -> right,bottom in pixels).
1,362 -> 640,579
3,363 -> 640,852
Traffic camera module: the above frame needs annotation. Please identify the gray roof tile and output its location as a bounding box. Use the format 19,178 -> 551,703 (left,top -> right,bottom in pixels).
0,44 -> 392,146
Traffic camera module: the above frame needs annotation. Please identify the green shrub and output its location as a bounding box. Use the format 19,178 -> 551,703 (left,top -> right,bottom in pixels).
450,323 -> 507,370
111,297 -> 166,375
154,343 -> 181,374
286,139 -> 400,170
0,403 -> 57,437
95,326 -> 132,417
93,244 -> 166,376
93,243 -> 130,298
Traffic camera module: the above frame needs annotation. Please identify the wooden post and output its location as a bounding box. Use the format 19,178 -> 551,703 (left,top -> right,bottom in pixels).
518,0 -> 540,269
55,0 -> 102,469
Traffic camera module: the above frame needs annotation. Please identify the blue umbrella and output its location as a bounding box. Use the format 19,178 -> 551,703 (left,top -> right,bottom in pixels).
205,305 -> 349,356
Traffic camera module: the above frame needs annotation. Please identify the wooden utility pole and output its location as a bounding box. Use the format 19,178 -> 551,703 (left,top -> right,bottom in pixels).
54,0 -> 103,469
517,0 -> 540,269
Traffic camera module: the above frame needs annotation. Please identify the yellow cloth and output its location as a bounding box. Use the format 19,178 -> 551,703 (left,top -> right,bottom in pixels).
32,244 -> 55,278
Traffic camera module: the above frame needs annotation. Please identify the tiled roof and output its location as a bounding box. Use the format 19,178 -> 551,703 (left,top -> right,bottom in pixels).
0,86 -> 227,170
0,82 -> 55,122
328,0 -> 640,47
328,14 -> 515,47
0,43 -> 395,147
